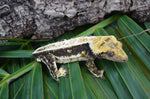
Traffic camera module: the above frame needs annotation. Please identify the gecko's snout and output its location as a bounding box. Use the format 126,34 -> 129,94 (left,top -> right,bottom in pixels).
122,60 -> 126,62
121,58 -> 128,62
123,56 -> 128,62
119,53 -> 128,63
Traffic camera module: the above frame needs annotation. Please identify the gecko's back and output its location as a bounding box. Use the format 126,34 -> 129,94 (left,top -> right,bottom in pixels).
32,36 -> 101,54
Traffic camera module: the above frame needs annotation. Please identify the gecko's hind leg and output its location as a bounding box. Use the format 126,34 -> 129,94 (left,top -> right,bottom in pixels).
39,54 -> 68,82
86,58 -> 105,78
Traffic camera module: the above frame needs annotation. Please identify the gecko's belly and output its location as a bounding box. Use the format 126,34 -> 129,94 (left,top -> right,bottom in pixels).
55,55 -> 88,63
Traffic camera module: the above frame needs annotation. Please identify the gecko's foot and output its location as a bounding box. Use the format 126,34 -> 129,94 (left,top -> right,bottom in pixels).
93,66 -> 106,78
56,66 -> 69,78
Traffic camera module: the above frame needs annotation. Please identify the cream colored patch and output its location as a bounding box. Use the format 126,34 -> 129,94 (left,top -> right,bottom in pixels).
56,67 -> 67,77
55,54 -> 88,63
67,49 -> 72,53
36,57 -> 41,62
81,51 -> 86,54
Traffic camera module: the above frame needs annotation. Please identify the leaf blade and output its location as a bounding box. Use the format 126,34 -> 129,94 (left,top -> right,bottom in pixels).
30,63 -> 44,99
0,82 -> 9,99
0,61 -> 36,87
117,16 -> 150,70
69,62 -> 88,99
0,50 -> 33,58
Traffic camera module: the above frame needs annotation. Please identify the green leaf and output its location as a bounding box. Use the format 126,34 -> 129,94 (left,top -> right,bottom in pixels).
0,38 -> 50,42
8,60 -> 24,99
118,15 -> 150,52
144,22 -> 150,34
117,15 -> 150,70
0,61 -> 36,87
59,64 -> 72,99
0,50 -> 33,58
0,69 -> 9,78
81,66 -> 118,99
45,75 -> 59,99
0,42 -> 22,46
30,63 -> 44,99
0,82 -> 9,99
68,62 -> 88,99
76,14 -> 121,37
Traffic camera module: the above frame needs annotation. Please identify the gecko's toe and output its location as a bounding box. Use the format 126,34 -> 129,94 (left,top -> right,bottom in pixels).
103,66 -> 107,71
66,67 -> 70,72
101,76 -> 106,80
65,73 -> 69,77
56,79 -> 60,83
60,66 -> 69,72
100,67 -> 106,80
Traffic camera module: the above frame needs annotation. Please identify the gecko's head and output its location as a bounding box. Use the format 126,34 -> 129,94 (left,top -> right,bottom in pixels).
93,36 -> 128,62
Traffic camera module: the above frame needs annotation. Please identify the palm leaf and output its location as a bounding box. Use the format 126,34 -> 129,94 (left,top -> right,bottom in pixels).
0,14 -> 150,99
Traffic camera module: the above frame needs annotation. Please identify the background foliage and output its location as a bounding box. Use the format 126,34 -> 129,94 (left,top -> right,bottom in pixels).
0,14 -> 150,99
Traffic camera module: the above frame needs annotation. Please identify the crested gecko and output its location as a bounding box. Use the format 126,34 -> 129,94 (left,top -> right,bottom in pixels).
32,36 -> 128,81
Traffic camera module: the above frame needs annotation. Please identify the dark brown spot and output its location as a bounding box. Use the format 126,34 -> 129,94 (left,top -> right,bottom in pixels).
88,63 -> 95,69
108,42 -> 117,49
105,38 -> 110,42
50,66 -> 56,71
93,69 -> 98,74
97,71 -> 101,76
86,60 -> 92,67
100,42 -> 105,46
114,43 -> 118,47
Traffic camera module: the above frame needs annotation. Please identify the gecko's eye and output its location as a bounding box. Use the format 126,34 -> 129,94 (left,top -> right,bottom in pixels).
107,51 -> 114,57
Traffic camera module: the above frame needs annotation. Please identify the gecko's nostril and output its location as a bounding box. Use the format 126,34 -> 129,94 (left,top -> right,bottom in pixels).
122,59 -> 127,62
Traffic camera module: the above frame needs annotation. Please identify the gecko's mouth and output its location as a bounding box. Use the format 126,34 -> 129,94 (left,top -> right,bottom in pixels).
105,55 -> 128,63
100,51 -> 128,63
114,56 -> 128,63
122,58 -> 128,62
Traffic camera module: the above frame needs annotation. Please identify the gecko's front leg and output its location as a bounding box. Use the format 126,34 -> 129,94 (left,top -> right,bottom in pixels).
86,57 -> 105,79
38,53 -> 68,82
